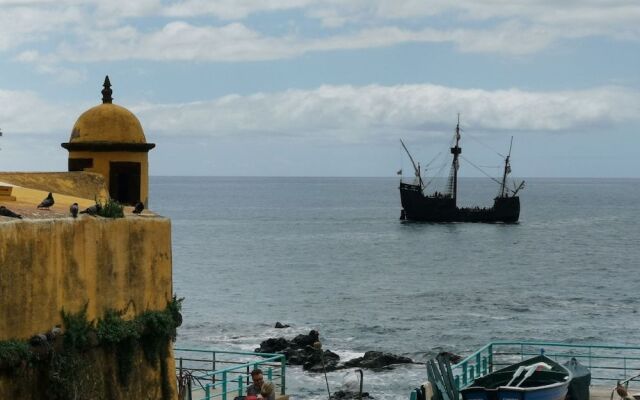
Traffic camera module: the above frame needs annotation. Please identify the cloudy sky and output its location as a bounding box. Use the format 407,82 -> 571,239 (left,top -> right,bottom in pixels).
0,0 -> 638,177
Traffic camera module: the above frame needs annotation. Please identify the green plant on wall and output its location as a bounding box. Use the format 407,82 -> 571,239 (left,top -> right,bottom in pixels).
0,296 -> 183,400
61,305 -> 94,351
97,198 -> 124,218
97,309 -> 140,385
0,340 -> 30,371
48,305 -> 98,400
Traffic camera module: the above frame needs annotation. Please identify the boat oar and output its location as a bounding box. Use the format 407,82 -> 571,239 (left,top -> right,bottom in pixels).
514,363 -> 553,388
505,366 -> 527,387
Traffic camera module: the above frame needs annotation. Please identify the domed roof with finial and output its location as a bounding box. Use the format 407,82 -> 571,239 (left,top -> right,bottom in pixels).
62,76 -> 154,152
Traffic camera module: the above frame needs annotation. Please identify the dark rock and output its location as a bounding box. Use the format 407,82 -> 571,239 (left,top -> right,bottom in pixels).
437,351 -> 462,364
342,351 -> 413,370
275,322 -> 290,329
255,330 -> 341,372
292,329 -> 319,347
256,337 -> 290,354
330,390 -> 374,399
302,348 -> 340,372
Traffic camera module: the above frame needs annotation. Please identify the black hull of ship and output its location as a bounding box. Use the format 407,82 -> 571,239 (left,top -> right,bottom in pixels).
399,183 -> 520,223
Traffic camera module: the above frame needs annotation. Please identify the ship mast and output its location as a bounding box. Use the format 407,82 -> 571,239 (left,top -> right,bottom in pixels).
400,139 -> 423,189
499,136 -> 513,197
449,114 -> 462,202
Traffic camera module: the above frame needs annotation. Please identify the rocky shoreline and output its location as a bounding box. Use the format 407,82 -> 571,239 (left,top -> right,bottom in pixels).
255,329 -> 415,373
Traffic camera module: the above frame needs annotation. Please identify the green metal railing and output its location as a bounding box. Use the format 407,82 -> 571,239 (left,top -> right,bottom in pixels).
410,341 -> 640,400
175,348 -> 286,400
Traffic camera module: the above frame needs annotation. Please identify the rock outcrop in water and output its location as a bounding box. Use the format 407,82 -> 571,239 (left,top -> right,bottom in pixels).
341,351 -> 413,370
437,351 -> 462,364
255,330 -> 414,372
330,390 -> 374,399
255,330 -> 340,372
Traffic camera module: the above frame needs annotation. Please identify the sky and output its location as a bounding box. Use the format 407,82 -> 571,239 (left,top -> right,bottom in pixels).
0,0 -> 639,178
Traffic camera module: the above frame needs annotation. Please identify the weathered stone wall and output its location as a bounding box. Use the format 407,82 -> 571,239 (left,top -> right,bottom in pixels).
0,346 -> 175,400
0,217 -> 176,399
0,217 -> 172,340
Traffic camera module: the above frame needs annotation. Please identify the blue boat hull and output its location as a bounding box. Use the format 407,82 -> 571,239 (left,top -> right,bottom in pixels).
461,356 -> 571,400
463,384 -> 568,400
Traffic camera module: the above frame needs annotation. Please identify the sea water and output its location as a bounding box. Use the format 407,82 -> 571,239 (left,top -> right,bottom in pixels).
151,177 -> 640,399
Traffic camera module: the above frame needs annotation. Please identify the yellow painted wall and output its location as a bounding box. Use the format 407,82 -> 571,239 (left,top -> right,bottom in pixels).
68,151 -> 149,206
0,216 -> 176,399
0,171 -> 108,200
0,217 -> 171,341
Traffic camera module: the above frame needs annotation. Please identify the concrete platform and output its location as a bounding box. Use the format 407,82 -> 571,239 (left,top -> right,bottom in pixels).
592,386 -> 616,400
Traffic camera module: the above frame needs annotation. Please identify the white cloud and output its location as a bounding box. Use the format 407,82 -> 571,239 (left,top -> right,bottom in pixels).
0,6 -> 81,50
0,89 -> 74,134
2,0 -> 639,63
5,84 -> 637,141
47,21 -> 563,64
14,50 -> 86,84
130,84 -> 640,142
163,0 -> 314,20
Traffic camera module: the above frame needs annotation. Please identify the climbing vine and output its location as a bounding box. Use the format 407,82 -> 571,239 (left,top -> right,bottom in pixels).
0,340 -> 30,371
0,296 -> 183,400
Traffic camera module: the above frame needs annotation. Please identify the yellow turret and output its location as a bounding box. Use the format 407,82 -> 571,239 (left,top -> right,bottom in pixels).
61,76 -> 155,206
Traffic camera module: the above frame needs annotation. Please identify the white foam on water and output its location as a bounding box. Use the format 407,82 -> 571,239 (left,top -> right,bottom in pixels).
334,349 -> 365,361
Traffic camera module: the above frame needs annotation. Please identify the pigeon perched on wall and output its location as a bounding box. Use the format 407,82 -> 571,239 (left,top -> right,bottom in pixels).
80,203 -> 101,216
0,205 -> 22,219
70,203 -> 79,218
29,333 -> 48,346
132,201 -> 144,214
37,192 -> 54,209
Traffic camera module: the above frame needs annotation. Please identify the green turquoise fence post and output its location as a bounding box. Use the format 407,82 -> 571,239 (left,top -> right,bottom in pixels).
281,356 -> 287,395
482,357 -> 487,375
470,365 -> 475,382
212,352 -> 217,384
267,367 -> 273,381
475,353 -> 481,377
222,371 -> 228,400
238,375 -> 244,398
462,362 -> 468,385
488,344 -> 493,372
454,375 -> 460,390
410,389 -> 418,400
205,383 -> 211,400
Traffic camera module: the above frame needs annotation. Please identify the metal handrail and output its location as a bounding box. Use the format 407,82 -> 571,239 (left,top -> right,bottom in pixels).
175,348 -> 287,400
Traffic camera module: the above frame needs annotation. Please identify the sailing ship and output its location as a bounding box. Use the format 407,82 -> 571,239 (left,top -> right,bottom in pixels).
399,117 -> 524,223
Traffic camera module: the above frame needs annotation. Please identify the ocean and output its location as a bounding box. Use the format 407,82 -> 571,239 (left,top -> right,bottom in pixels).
151,177 -> 640,399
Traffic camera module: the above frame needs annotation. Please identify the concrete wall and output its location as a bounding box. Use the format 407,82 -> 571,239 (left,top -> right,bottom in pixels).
0,217 -> 172,341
